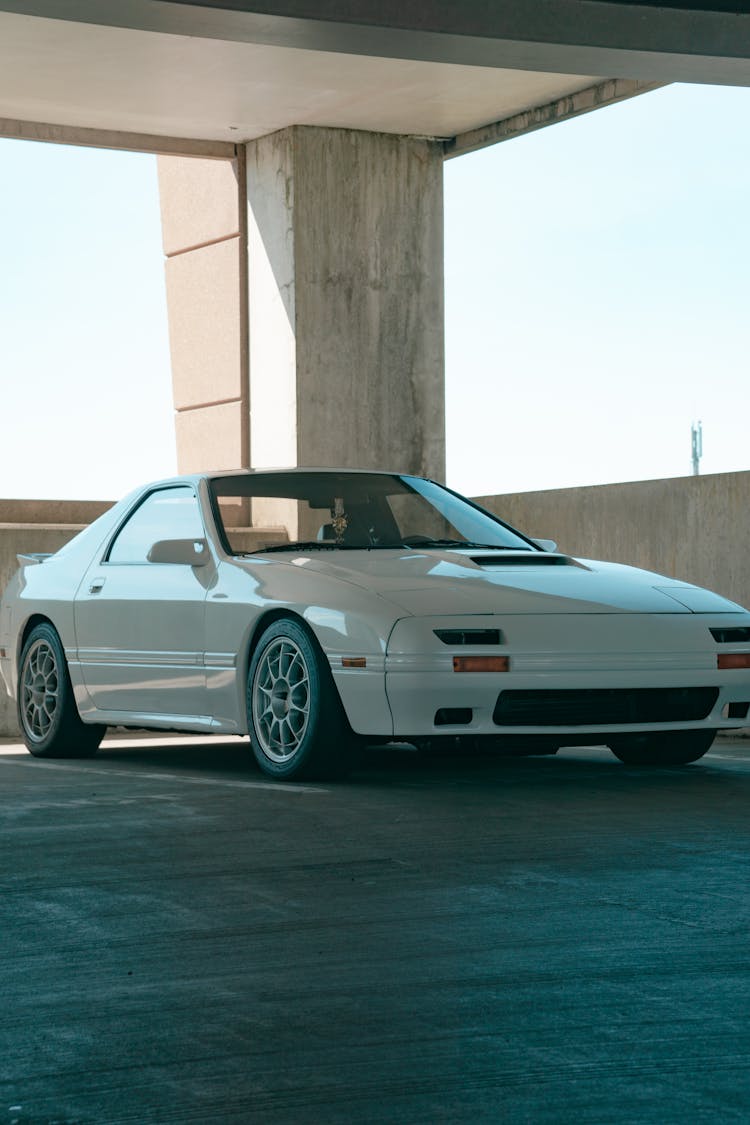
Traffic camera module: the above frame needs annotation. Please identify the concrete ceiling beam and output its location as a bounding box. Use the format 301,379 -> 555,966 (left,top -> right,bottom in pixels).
0,78 -> 664,163
2,1 -> 750,82
444,78 -> 666,159
0,116 -> 236,158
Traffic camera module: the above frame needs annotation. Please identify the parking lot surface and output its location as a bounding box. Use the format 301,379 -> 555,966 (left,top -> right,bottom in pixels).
1,734 -> 749,1124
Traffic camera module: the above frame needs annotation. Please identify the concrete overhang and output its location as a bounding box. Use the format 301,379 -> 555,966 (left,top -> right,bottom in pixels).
0,1 -> 748,158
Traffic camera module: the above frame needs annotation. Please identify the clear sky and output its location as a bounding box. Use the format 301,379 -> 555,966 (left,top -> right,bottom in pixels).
0,141 -> 174,499
1,82 -> 749,500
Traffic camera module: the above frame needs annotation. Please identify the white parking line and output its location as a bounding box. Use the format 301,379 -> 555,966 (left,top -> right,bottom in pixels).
0,754 -> 328,794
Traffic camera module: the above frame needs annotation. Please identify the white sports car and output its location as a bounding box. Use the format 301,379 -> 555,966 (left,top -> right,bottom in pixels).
2,469 -> 750,779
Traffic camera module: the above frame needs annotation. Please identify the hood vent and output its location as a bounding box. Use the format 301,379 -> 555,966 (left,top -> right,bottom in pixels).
470,554 -> 574,568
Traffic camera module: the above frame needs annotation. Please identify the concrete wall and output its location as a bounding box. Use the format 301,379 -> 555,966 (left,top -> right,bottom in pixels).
477,469 -> 750,611
246,126 -> 445,479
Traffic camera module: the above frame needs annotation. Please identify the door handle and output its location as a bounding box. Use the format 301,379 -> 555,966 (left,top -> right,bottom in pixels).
89,578 -> 106,594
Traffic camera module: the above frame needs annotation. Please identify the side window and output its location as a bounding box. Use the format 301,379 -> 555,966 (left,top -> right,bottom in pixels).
107,487 -> 204,565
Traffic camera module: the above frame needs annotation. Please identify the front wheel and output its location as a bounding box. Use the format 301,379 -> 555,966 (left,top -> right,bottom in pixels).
18,623 -> 105,758
247,618 -> 351,780
609,729 -> 715,766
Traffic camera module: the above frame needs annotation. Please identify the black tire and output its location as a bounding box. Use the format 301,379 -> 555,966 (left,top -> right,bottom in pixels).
247,617 -> 352,780
17,623 -> 105,758
609,729 -> 715,766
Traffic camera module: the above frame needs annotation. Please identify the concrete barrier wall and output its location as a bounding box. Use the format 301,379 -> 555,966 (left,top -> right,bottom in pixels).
2,473 -> 749,738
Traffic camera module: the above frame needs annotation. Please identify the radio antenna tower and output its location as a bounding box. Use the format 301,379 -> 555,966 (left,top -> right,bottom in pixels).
691,420 -> 703,476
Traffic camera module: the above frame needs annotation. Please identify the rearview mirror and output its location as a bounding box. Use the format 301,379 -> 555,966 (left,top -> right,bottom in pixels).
147,538 -> 210,566
532,538 -> 558,553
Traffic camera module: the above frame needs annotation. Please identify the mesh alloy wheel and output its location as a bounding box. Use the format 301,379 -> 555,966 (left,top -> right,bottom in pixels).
17,623 -> 105,759
20,637 -> 59,743
247,617 -> 352,780
252,635 -> 311,763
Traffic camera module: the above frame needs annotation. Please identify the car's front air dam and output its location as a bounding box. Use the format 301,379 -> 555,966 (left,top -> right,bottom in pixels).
384,613 -> 750,738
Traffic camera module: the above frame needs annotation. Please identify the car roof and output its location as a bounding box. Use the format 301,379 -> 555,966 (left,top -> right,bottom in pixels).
149,467 -> 420,488
206,467 -> 411,479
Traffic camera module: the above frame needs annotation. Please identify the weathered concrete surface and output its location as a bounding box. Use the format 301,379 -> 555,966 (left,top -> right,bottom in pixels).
478,469 -> 750,614
0,500 -> 111,526
1,733 -> 749,1123
247,126 -> 445,480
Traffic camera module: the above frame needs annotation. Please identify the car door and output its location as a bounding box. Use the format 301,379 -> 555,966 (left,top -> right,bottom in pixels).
74,485 -> 210,718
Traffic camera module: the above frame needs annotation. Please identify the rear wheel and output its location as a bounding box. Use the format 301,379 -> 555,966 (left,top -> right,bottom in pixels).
18,623 -> 105,758
609,729 -> 715,766
247,618 -> 351,780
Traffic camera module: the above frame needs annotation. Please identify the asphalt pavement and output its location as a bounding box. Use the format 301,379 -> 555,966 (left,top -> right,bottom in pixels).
1,733 -> 749,1124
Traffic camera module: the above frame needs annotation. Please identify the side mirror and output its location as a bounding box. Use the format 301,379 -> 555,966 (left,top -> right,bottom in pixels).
147,538 -> 211,566
532,538 -> 558,553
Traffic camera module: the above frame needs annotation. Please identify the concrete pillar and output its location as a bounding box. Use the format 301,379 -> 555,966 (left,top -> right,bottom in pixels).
157,154 -> 248,473
246,126 -> 445,480
159,127 -> 445,480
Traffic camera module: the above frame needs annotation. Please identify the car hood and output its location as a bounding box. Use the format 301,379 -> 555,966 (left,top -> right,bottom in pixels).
287,548 -> 745,616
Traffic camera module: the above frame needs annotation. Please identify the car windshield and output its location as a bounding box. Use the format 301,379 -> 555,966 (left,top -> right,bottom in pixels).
208,472 -> 535,555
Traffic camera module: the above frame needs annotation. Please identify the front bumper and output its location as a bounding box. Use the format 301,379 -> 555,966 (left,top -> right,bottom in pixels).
384,613 -> 750,739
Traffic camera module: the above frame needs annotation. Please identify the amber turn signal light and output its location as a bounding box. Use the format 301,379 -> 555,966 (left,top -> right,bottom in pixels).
342,657 -> 367,668
453,655 -> 509,673
717,653 -> 750,670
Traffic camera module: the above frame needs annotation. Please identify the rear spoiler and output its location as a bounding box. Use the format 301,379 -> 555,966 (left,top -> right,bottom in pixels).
16,553 -> 53,567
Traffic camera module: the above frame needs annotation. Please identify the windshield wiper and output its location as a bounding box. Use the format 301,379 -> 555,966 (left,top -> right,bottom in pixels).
402,538 -> 531,551
459,542 -> 533,551
244,541 -> 387,554
241,538 -> 534,556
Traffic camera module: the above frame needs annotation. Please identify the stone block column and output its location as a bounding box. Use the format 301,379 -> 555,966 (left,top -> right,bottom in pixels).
246,126 -> 445,480
157,155 -> 248,473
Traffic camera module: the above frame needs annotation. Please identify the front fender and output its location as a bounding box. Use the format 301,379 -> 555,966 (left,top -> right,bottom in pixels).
205,558 -> 409,735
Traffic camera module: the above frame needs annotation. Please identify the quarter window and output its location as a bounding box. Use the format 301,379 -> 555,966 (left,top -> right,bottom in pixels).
107,487 -> 204,564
